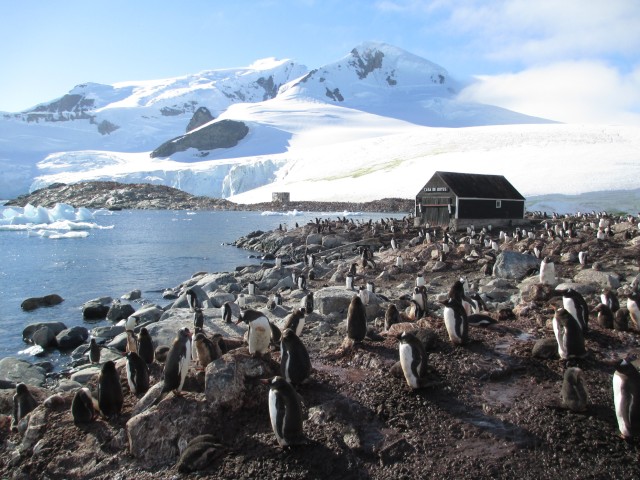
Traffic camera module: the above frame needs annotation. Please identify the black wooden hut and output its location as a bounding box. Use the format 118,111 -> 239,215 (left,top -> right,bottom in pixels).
415,171 -> 525,230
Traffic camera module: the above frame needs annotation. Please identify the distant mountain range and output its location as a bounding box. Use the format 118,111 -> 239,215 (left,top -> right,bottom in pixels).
1,41 -> 639,212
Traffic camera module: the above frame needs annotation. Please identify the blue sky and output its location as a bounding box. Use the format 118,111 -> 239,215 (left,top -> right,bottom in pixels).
1,0 -> 639,124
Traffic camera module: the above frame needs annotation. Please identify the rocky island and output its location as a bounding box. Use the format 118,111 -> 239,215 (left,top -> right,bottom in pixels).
1,193 -> 640,479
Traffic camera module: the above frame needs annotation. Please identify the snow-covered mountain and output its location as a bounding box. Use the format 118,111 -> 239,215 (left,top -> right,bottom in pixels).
1,41 -> 639,212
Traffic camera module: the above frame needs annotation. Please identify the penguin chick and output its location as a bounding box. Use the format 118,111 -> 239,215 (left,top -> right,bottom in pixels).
562,367 -> 588,412
261,376 -> 306,448
594,303 -> 614,329
98,360 -> 123,418
71,387 -> 96,424
137,327 -> 155,365
347,295 -> 367,343
12,383 -> 38,431
385,304 -> 400,331
126,351 -> 150,395
126,329 -> 138,354
283,308 -> 306,337
193,332 -> 222,369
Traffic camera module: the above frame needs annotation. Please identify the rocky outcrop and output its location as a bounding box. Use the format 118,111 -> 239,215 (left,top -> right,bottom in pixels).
186,106 -> 214,132
150,119 -> 249,158
20,294 -> 64,311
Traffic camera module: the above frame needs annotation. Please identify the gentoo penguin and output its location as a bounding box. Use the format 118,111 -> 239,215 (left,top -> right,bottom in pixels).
562,367 -> 588,412
303,291 -> 314,315
346,273 -> 355,290
297,274 -> 307,290
346,295 -> 367,343
627,292 -> 640,328
221,301 -> 233,323
442,297 -> 469,345
594,303 -> 614,329
248,280 -> 257,296
553,288 -> 589,332
261,376 -> 306,447
552,308 -> 586,359
468,292 -> 488,314
137,327 -> 155,365
280,328 -> 311,385
269,320 -> 282,346
126,329 -> 138,354
283,308 -> 306,337
193,332 -> 222,369
359,286 -> 370,306
448,279 -> 473,316
385,303 -> 400,331
539,256 -> 557,285
98,360 -> 123,418
614,309 -> 630,331
416,273 -> 425,287
601,288 -> 620,312
237,309 -> 271,356
162,327 -> 193,394
89,338 -> 101,364
398,331 -> 429,389
126,351 -> 150,395
193,307 -> 204,332
467,313 -> 498,327
578,250 -> 588,267
12,383 -> 38,431
613,358 -> 640,439
185,288 -> 201,312
407,299 -> 424,321
71,387 -> 96,424
125,315 -> 137,332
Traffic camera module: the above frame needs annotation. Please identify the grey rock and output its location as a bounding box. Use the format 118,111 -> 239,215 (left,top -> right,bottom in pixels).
186,106 -> 214,133
23,322 -> 67,344
314,287 -> 359,315
532,338 -> 558,359
132,304 -> 164,324
82,297 -> 113,320
493,251 -> 540,280
0,358 -> 46,387
20,294 -> 64,311
573,269 -> 621,289
121,289 -> 142,301
56,326 -> 90,350
106,302 -> 136,322
31,327 -> 56,348
91,325 -> 125,341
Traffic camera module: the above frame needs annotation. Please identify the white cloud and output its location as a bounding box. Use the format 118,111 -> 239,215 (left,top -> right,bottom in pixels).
458,61 -> 640,125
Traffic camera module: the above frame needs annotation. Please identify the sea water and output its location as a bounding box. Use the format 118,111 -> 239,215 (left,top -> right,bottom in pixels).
0,208 -> 404,369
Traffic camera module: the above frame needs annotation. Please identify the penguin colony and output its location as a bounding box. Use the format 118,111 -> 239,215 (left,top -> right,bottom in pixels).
16,210 -> 640,475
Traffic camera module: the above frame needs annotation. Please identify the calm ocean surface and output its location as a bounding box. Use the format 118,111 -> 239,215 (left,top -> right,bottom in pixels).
0,209 -> 402,369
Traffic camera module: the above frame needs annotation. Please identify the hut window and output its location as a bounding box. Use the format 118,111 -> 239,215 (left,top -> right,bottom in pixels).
496,200 -> 502,208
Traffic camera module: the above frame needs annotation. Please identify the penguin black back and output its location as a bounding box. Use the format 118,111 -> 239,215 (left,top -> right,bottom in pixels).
137,327 -> 155,364
553,308 -> 586,359
126,351 -> 150,395
562,367 -> 588,412
193,308 -> 204,332
347,295 -> 367,342
12,383 -> 38,429
263,376 -> 306,447
98,360 -> 123,418
283,308 -> 306,337
89,338 -> 101,364
613,358 -> 640,439
163,328 -> 193,393
71,387 -> 96,424
385,303 -> 400,331
280,328 -> 311,385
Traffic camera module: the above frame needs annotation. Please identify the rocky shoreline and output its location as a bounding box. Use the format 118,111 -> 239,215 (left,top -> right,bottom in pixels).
1,210 -> 640,479
4,181 -> 415,213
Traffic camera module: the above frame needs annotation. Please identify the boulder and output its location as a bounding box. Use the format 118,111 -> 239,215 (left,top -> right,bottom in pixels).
20,294 -> 64,311
91,325 -> 125,341
23,322 -> 67,345
532,338 -> 558,359
106,302 -> 136,322
121,289 -> 142,301
573,269 -> 621,289
0,358 -> 46,387
322,235 -> 347,249
70,366 -> 101,385
172,285 -> 210,310
306,233 -> 323,245
82,297 -> 113,320
493,251 -> 540,280
207,291 -> 236,308
314,287 -> 359,315
132,304 -> 164,324
56,326 -> 90,350
32,327 -> 56,348
555,281 -> 598,296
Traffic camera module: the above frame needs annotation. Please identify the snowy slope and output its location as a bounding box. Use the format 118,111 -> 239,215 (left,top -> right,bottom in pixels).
1,41 -> 639,212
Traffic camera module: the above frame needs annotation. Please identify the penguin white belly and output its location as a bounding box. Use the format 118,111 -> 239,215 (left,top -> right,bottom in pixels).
399,343 -> 420,389
295,318 -> 305,337
627,300 -> 640,326
613,373 -> 631,437
178,340 -> 191,391
249,316 -> 271,354
563,299 -> 580,328
539,264 -> 556,284
552,319 -> 568,359
443,308 -> 461,344
126,363 -> 136,393
268,389 -> 285,445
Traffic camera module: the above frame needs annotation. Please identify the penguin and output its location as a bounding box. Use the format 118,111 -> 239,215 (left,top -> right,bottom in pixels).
248,280 -> 257,296
539,256 -> 556,285
346,273 -> 355,290
303,291 -> 314,315
594,303 -> 614,329
416,273 -> 425,287
552,308 -> 586,359
578,250 -> 588,266
185,288 -> 201,312
125,315 -> 137,332
407,299 -> 423,320
346,295 -> 367,343
162,327 -> 193,394
448,279 -> 474,316
614,308 -> 630,331
12,383 -> 38,431
385,303 -> 400,331
221,301 -> 233,323
467,313 -> 498,327
553,288 -> 589,332
398,331 -> 429,389
627,292 -> 640,328
297,274 -> 307,290
126,351 -> 150,395
71,387 -> 96,424
137,327 -> 155,365
601,288 -> 620,312
359,285 -> 370,306
269,321 -> 282,346
126,329 -> 138,354
261,376 -> 306,448
280,328 -> 311,385
412,286 -> 428,317
613,358 -> 640,439
89,338 -> 101,364
98,360 -> 123,418
213,333 -> 227,355
561,367 -> 588,412
193,307 -> 204,332
442,297 -> 469,345
283,308 -> 306,337
237,309 -> 271,356
468,292 -> 488,314
193,332 -> 222,369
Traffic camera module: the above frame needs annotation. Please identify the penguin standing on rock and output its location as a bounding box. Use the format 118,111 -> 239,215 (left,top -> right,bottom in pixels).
442,297 -> 468,345
185,288 -> 201,313
613,358 -> 640,439
137,327 -> 155,364
398,332 -> 429,389
347,295 -> 367,343
261,376 -> 306,448
221,301 -> 233,323
89,338 -> 101,364
539,256 -> 557,285
193,308 -> 204,333
98,360 -> 123,418
280,328 -> 311,384
71,387 -> 96,424
237,309 -> 271,356
562,367 -> 588,412
126,351 -> 150,395
303,291 -> 314,315
283,308 -> 306,337
126,330 -> 138,354
193,332 -> 222,369
12,383 -> 38,431
162,328 -> 193,394
552,308 -> 586,359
